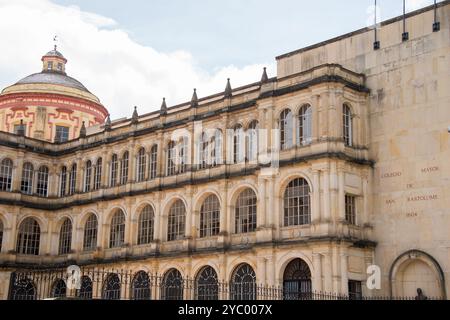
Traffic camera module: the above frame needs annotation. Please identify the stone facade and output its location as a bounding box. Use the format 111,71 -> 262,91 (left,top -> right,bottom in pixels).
0,1 -> 448,300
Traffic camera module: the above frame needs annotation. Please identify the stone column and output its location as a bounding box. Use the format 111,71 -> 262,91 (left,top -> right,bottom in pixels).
338,166 -> 346,222
323,251 -> 333,293
312,253 -> 323,292
128,144 -> 137,183
323,167 -> 331,222
340,250 -> 349,295
12,154 -> 24,192
330,162 -> 338,222
312,170 -> 321,223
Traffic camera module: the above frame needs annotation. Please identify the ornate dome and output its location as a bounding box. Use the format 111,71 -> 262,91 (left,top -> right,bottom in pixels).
15,71 -> 91,93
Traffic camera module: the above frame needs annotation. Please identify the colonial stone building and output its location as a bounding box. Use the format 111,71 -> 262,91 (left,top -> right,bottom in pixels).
0,2 -> 448,300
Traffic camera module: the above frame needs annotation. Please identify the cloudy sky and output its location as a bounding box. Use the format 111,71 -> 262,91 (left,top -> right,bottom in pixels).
0,0 -> 439,119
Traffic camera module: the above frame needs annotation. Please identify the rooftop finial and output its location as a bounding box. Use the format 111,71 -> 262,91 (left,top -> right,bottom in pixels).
160,97 -> 168,115
191,88 -> 198,107
224,78 -> 232,98
261,67 -> 268,84
131,106 -> 139,124
53,35 -> 58,51
105,115 -> 112,131
79,121 -> 87,138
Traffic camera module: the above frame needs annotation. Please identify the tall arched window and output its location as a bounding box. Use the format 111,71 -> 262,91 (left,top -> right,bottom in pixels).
84,161 -> 92,192
233,124 -> 244,164
83,214 -> 98,251
343,104 -> 353,147
167,141 -> 177,176
120,151 -> 129,185
58,218 -> 72,255
179,137 -> 188,174
21,162 -> 34,195
9,276 -> 36,300
211,129 -> 222,167
161,269 -> 183,300
200,195 -> 220,238
283,258 -> 312,300
230,264 -> 256,300
167,200 -> 186,241
199,132 -> 209,170
79,276 -> 93,299
0,158 -> 13,191
246,121 -> 259,162
36,166 -> 49,197
109,210 -> 125,248
284,178 -> 311,226
149,145 -> 158,180
68,164 -> 77,195
235,189 -> 257,234
0,220 -> 3,252
102,273 -> 121,300
298,105 -> 312,146
16,218 -> 40,255
52,279 -> 67,298
195,266 -> 219,300
137,205 -> 154,245
131,271 -> 151,300
280,109 -> 293,150
137,148 -> 146,182
59,166 -> 67,196
110,154 -> 118,187
94,158 -> 102,190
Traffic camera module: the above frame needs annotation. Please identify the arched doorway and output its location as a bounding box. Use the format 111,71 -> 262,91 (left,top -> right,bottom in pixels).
390,250 -> 446,299
283,258 -> 312,300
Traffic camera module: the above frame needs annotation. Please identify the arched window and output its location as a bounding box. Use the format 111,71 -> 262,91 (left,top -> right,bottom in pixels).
102,273 -> 121,300
280,109 -> 293,150
9,276 -> 36,300
120,151 -> 129,185
21,162 -> 34,195
131,271 -> 151,300
167,200 -> 186,241
246,121 -> 259,162
68,164 -> 77,195
0,220 -> 3,252
298,105 -> 312,146
195,266 -> 219,300
149,145 -> 158,180
59,166 -> 67,196
199,132 -> 209,170
83,214 -> 98,251
52,279 -> 67,298
283,259 -> 312,300
109,210 -> 125,248
0,158 -> 13,191
200,195 -> 220,238
58,218 -> 72,255
179,137 -> 188,174
79,276 -> 93,299
110,154 -> 118,187
284,178 -> 311,226
343,104 -> 353,147
84,161 -> 92,192
161,269 -> 183,300
233,124 -> 244,164
36,166 -> 49,197
137,148 -> 146,182
137,205 -> 154,245
235,189 -> 257,234
211,129 -> 222,167
94,158 -> 102,190
230,264 -> 256,300
167,141 -> 177,176
16,218 -> 40,255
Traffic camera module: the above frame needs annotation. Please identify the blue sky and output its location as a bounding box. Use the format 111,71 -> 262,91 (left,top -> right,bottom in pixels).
0,0 -> 439,118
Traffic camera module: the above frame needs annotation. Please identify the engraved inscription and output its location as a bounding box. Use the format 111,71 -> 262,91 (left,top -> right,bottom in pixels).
421,166 -> 439,174
381,171 -> 402,179
407,195 -> 438,202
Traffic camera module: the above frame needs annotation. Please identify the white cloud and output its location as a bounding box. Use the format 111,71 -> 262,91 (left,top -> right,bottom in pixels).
0,0 -> 274,119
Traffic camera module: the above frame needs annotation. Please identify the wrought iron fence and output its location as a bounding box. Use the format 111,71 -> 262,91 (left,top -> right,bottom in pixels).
6,268 -> 444,301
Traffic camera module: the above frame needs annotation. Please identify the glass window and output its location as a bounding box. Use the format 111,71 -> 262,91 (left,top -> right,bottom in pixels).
167,200 -> 186,241
52,279 -> 67,298
94,158 -> 102,190
110,154 -> 118,187
0,158 -> 13,191
345,195 -> 357,225
167,141 -> 177,176
280,109 -> 293,150
233,125 -> 244,164
298,105 -> 312,146
348,280 -> 362,300
109,210 -> 125,248
137,148 -> 146,182
230,264 -> 256,300
131,271 -> 151,300
58,218 -> 72,255
235,189 -> 257,234
284,178 -> 311,226
343,104 -> 353,147
55,126 -> 69,143
149,145 -> 158,180
200,195 -> 220,238
120,151 -> 129,185
21,163 -> 34,195
102,273 -> 121,300
16,218 -> 40,255
14,123 -> 26,135
161,269 -> 183,300
283,258 -> 312,300
137,205 -> 154,245
36,166 -> 49,197
84,161 -> 92,192
83,214 -> 98,251
246,121 -> 259,162
68,164 -> 77,195
195,266 -> 218,300
59,166 -> 67,196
